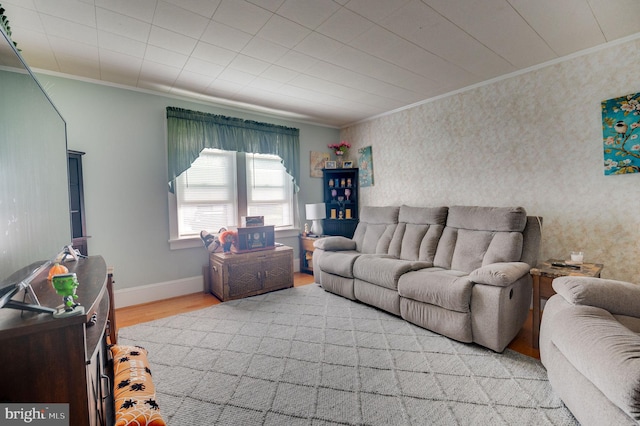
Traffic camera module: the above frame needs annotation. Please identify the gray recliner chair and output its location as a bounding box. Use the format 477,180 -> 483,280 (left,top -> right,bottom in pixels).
540,276 -> 640,425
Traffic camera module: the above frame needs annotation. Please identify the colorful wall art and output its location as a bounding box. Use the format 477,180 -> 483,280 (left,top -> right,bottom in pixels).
358,146 -> 374,187
602,91 -> 640,175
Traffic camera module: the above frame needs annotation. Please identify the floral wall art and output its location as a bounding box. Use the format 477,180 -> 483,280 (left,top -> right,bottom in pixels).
602,91 -> 640,175
357,146 -> 374,187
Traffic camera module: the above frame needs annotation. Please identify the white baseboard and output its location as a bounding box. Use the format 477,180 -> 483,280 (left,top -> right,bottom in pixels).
114,275 -> 204,309
114,259 -> 301,309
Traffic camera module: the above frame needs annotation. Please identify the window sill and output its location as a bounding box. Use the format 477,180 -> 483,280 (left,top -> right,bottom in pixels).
169,226 -> 301,250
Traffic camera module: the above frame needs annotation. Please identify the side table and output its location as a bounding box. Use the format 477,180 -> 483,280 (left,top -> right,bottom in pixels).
529,259 -> 603,348
299,235 -> 324,275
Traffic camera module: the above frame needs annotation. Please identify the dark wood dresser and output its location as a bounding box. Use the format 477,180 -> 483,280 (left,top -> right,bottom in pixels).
0,256 -> 114,426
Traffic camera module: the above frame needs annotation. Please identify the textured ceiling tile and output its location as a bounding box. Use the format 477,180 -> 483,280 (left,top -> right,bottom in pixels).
246,0 -> 285,13
276,0 -> 341,30
294,32 -> 345,61
96,7 -> 151,43
98,31 -> 146,58
33,0 -> 95,25
183,56 -> 224,78
509,0 -> 605,56
148,26 -> 198,54
316,7 -> 373,44
192,41 -> 237,67
95,0 -> 157,23
241,37 -> 288,63
257,14 -> 310,48
424,0 -> 557,68
144,44 -> 189,69
212,0 -> 273,35
163,0 -> 221,18
201,20 -> 252,52
40,14 -> 98,45
344,0 -> 411,23
153,1 -> 210,39
228,54 -> 270,75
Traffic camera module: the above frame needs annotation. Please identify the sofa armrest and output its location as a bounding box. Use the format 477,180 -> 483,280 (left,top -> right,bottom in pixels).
468,262 -> 531,287
553,276 -> 640,318
314,236 -> 356,251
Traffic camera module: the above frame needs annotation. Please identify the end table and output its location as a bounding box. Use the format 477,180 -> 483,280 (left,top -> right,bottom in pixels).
299,234 -> 324,275
529,259 -> 603,348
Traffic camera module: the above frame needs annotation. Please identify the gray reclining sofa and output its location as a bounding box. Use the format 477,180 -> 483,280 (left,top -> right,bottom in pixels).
313,205 -> 542,353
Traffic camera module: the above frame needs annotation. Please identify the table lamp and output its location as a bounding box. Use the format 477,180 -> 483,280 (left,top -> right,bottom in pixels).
305,203 -> 326,236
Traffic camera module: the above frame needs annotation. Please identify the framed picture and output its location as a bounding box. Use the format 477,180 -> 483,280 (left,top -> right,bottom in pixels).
325,160 -> 337,169
310,151 -> 330,177
342,161 -> 353,168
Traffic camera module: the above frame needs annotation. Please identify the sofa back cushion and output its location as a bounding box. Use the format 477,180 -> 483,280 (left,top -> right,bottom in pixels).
433,206 -> 527,273
352,206 -> 399,254
388,205 -> 448,262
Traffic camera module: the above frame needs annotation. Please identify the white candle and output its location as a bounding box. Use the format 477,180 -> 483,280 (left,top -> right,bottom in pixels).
571,251 -> 584,263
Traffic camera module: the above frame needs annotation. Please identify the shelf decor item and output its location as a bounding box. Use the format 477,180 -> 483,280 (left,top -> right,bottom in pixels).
51,273 -> 84,318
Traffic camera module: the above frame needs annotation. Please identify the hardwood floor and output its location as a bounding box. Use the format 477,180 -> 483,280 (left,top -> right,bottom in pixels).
115,272 -> 539,359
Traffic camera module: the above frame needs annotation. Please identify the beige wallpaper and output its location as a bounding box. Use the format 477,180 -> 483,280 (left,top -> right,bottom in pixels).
342,37 -> 640,283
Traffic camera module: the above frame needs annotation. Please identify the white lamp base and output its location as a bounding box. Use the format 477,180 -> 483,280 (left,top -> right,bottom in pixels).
311,220 -> 323,236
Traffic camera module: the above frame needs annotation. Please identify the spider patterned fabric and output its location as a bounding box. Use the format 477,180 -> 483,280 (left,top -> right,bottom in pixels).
111,344 -> 166,426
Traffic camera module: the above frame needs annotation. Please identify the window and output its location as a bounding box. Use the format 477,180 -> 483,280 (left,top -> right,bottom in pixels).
246,153 -> 294,228
175,149 -> 293,238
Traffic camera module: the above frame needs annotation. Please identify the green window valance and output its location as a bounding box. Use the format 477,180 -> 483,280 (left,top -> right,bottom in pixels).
167,107 -> 300,193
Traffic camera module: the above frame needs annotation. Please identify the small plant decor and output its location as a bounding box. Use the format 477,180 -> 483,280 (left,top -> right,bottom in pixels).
0,4 -> 19,49
328,141 -> 351,157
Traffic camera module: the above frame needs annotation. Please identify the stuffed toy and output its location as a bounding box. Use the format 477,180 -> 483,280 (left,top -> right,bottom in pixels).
199,228 -> 226,253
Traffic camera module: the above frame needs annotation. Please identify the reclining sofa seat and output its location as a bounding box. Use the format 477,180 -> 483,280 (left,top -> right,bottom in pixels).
313,206 -> 400,300
399,205 -> 534,352
314,205 -> 542,353
352,205 -> 448,316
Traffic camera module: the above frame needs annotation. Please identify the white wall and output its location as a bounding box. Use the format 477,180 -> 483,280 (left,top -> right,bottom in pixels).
342,37 -> 640,283
35,75 -> 338,296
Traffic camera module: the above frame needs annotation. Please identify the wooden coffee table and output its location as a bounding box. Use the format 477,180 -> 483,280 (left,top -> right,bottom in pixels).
529,259 -> 603,348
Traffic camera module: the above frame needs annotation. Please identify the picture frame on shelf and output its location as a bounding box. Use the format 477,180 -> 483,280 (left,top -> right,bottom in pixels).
342,161 -> 353,168
325,160 -> 337,169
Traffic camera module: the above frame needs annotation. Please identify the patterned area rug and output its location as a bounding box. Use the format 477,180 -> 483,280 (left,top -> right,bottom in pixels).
118,284 -> 577,425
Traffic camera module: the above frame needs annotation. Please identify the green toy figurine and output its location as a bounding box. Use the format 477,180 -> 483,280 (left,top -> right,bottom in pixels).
51,273 -> 84,318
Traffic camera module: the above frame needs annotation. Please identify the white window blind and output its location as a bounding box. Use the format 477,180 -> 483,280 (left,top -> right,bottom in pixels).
246,153 -> 294,228
176,149 -> 237,237
175,149 -> 294,238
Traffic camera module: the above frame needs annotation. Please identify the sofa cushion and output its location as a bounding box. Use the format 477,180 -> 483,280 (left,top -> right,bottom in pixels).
352,206 -> 399,254
314,236 -> 356,251
353,255 -> 429,290
446,205 -> 527,232
550,305 -> 640,420
433,206 -> 526,273
398,269 -> 473,313
388,205 -> 448,262
317,250 -> 361,278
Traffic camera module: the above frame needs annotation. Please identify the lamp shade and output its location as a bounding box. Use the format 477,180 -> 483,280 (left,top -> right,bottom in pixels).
305,203 -> 326,220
